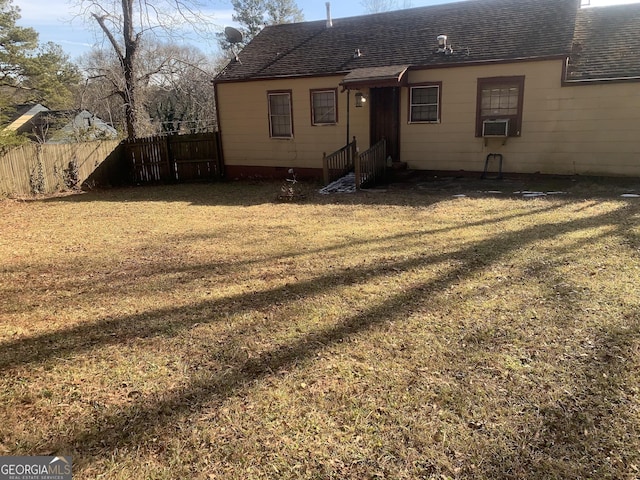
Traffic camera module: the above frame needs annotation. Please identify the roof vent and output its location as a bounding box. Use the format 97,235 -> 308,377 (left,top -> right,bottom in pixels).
436,35 -> 453,55
326,2 -> 333,28
353,48 -> 362,59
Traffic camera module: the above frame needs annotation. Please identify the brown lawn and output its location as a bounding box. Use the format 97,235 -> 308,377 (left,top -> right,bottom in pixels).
1,177 -> 639,479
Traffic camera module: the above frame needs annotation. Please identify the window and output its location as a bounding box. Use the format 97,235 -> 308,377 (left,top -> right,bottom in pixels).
311,89 -> 337,125
476,76 -> 525,137
268,91 -> 293,138
409,84 -> 441,123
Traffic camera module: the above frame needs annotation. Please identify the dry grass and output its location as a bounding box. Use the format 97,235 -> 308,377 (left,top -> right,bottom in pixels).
1,176 -> 640,479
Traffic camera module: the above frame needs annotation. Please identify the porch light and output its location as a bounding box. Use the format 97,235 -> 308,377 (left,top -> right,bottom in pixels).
355,91 -> 367,107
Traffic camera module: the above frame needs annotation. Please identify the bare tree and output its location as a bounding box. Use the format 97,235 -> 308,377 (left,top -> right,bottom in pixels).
144,43 -> 220,134
73,0 -> 214,139
78,39 -> 220,137
76,48 -> 128,134
361,0 -> 412,13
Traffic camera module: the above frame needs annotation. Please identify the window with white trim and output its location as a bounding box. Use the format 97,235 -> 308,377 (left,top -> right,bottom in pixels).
311,89 -> 337,125
409,84 -> 440,123
268,91 -> 293,138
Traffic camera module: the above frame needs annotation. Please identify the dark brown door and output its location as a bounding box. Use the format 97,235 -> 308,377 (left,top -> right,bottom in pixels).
369,87 -> 400,162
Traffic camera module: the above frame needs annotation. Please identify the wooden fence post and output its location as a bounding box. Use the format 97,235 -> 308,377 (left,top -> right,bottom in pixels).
164,135 -> 173,181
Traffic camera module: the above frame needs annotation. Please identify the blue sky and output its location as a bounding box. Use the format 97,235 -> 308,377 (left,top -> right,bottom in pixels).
14,0 -> 640,60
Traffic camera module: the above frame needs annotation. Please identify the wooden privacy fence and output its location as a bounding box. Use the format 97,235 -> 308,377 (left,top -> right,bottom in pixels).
0,140 -> 122,196
124,132 -> 223,184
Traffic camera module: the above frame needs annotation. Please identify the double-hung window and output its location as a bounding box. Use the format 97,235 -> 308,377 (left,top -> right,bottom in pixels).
268,90 -> 293,138
311,89 -> 337,125
476,76 -> 525,137
409,83 -> 441,123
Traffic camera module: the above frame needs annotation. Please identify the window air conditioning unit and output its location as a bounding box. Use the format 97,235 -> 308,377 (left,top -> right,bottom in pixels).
482,119 -> 510,137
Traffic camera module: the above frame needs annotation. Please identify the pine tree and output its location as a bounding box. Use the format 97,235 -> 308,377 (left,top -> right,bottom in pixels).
219,0 -> 304,51
0,0 -> 78,108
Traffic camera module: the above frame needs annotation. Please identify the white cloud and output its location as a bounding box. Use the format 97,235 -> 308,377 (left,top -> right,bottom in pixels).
57,39 -> 93,48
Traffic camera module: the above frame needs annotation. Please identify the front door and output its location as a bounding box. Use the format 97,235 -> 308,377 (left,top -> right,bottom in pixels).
369,87 -> 400,162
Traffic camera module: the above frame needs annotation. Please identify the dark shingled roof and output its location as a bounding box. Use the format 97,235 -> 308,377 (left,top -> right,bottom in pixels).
216,0 -> 580,82
567,3 -> 640,81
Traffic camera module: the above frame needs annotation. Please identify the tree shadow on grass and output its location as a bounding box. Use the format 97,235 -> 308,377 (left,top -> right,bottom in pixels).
0,201 -> 565,318
441,225 -> 640,478
3,199 -> 639,478
5,202 -> 632,475
34,181 -> 444,208
473,309 -> 640,479
539,315 -> 640,478
26,173 -> 640,208
0,200 -> 595,373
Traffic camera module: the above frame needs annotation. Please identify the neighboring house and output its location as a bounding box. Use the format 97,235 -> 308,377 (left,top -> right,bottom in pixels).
3,104 -> 50,132
3,105 -> 118,143
214,0 -> 640,179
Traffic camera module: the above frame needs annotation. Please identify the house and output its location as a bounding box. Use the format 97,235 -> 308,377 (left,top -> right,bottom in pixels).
2,104 -> 50,132
3,105 -> 118,143
213,0 -> 640,179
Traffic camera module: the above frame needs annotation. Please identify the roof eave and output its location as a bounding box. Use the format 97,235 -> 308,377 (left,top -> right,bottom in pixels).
215,54 -> 570,85
564,75 -> 640,85
213,71 -> 348,85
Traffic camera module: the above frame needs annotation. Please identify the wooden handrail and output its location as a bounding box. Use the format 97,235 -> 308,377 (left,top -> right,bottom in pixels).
322,136 -> 357,185
355,138 -> 386,189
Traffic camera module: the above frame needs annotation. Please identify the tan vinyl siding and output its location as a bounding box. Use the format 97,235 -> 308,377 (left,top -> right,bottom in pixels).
218,59 -> 640,177
217,77 -> 369,170
403,59 -> 640,176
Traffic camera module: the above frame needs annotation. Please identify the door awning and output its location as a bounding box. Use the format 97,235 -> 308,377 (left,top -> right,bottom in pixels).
340,65 -> 410,89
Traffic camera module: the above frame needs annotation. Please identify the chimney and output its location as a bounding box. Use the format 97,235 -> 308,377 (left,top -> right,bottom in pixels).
326,2 -> 333,28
